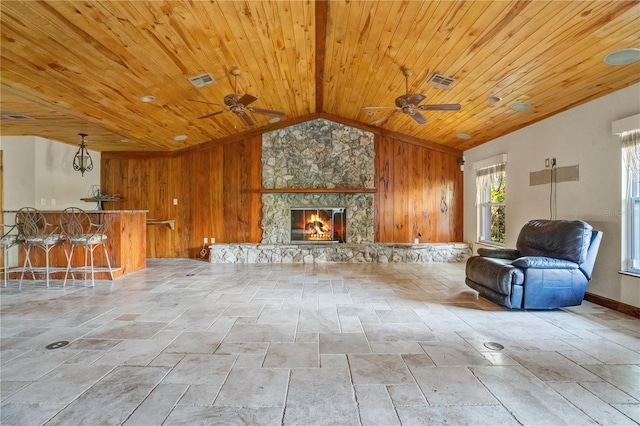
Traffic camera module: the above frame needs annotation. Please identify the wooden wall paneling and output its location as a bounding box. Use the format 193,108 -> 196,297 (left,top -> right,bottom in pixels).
409,143 -> 422,242
451,154 -> 464,241
223,141 -> 241,242
422,148 -> 435,242
247,135 -> 263,243
228,136 -> 263,243
181,150 -> 199,258
374,136 -> 394,242
209,147 -> 226,245
426,149 -> 441,242
437,152 -> 451,242
392,139 -> 409,243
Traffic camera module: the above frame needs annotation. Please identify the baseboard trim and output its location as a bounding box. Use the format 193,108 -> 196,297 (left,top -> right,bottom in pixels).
584,292 -> 640,319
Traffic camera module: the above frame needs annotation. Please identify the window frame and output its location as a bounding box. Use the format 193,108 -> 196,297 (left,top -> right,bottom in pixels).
478,172 -> 506,246
628,171 -> 640,274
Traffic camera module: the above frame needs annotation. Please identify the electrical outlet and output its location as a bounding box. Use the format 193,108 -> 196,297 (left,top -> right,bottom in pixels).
203,237 -> 208,244
211,237 -> 215,244
40,198 -> 47,205
51,198 -> 56,205
545,158 -> 550,168
173,198 -> 178,205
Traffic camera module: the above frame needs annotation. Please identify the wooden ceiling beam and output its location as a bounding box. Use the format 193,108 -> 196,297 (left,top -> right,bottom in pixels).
315,0 -> 329,113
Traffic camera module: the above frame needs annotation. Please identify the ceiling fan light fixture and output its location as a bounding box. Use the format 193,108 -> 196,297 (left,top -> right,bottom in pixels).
603,48 -> 640,65
140,95 -> 156,103
510,102 -> 532,112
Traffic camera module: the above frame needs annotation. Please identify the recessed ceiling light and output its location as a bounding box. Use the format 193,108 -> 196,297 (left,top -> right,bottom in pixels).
120,138 -> 129,143
456,133 -> 471,140
510,102 -> 532,112
603,48 -> 640,66
140,95 -> 156,103
173,135 -> 187,141
486,96 -> 502,103
268,117 -> 281,124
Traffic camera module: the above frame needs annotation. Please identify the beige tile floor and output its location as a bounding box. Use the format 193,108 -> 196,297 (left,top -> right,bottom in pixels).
1,259 -> 639,425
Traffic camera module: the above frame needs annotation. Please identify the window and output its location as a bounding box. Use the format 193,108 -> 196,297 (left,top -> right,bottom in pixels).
476,163 -> 506,244
622,129 -> 640,274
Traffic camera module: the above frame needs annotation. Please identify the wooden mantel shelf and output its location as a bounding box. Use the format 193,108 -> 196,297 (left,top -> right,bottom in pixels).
258,188 -> 376,194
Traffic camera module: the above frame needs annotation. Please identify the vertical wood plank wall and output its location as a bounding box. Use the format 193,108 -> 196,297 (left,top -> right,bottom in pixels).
101,135 -> 262,258
374,136 -> 463,243
101,131 -> 461,258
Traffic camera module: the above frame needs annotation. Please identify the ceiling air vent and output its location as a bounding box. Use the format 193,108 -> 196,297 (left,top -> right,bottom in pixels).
1,113 -> 34,120
428,73 -> 456,90
188,73 -> 216,88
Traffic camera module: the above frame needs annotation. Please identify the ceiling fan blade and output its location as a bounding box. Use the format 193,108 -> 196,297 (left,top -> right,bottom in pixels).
236,110 -> 255,126
248,107 -> 285,117
362,106 -> 398,110
238,94 -> 258,107
372,110 -> 399,125
418,103 -> 461,111
409,111 -> 428,124
189,99 -> 227,107
400,93 -> 426,106
198,110 -> 228,119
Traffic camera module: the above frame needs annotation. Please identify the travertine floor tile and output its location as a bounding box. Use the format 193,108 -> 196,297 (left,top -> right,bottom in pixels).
214,368 -> 288,407
1,259 -> 638,425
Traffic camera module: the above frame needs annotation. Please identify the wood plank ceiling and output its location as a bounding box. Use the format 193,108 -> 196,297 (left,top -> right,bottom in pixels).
1,0 -> 639,152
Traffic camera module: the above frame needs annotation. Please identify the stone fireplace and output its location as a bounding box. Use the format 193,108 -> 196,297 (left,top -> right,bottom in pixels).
261,119 -> 375,244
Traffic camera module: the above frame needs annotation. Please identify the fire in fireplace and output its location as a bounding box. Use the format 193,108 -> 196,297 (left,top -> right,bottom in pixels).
290,208 -> 346,243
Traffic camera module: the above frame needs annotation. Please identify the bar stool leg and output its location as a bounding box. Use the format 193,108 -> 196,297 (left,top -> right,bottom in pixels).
19,246 -> 32,288
64,245 -> 75,287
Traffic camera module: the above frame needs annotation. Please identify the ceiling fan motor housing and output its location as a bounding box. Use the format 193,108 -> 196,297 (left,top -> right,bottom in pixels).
224,94 -> 242,106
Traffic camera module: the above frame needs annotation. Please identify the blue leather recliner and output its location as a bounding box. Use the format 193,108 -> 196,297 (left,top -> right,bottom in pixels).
465,220 -> 603,309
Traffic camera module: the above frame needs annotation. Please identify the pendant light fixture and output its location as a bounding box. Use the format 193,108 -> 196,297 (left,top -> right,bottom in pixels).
73,133 -> 93,176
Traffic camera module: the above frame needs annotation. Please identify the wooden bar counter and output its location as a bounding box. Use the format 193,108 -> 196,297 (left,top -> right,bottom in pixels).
11,210 -> 147,280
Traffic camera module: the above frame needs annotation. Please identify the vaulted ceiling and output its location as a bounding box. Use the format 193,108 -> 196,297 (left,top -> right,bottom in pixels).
1,1 -> 639,153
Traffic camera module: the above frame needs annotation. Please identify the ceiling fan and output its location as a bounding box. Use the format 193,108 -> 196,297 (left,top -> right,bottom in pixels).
191,69 -> 285,126
363,68 -> 461,125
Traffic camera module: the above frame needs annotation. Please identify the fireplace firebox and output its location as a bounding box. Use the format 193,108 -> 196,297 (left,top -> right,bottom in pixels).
290,208 -> 346,243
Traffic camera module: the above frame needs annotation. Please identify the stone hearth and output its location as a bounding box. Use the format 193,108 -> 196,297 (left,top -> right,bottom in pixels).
209,243 -> 471,264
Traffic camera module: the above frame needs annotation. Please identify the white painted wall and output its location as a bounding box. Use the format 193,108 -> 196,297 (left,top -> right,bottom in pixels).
2,136 -> 36,210
463,83 -> 640,308
2,135 -> 100,210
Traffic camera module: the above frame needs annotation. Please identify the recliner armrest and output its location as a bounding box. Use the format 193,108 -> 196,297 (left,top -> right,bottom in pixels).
512,256 -> 579,269
477,248 -> 521,260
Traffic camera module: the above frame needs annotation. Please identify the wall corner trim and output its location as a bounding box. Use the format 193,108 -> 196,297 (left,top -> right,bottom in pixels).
612,113 -> 640,135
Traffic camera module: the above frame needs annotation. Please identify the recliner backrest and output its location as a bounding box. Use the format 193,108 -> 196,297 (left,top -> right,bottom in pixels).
516,220 -> 593,264
579,230 -> 603,279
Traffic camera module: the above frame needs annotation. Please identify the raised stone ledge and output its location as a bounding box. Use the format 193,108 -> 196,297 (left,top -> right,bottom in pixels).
209,243 -> 471,264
